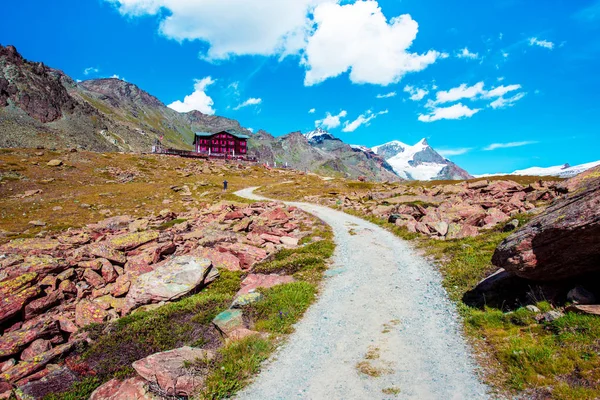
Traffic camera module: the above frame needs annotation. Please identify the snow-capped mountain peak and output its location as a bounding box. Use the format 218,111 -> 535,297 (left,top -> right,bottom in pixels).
372,138 -> 471,181
304,128 -> 337,144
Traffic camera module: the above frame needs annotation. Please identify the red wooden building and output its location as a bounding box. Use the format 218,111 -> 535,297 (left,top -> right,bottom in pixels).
194,130 -> 249,156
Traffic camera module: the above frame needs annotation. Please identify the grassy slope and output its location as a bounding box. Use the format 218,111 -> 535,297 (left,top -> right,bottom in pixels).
0,148 -> 289,241
259,177 -> 599,400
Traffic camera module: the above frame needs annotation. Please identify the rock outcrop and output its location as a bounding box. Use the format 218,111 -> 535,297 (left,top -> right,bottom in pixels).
492,166 -> 600,281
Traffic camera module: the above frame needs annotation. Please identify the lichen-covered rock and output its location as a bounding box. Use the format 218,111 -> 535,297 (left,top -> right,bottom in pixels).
75,299 -> 108,327
0,273 -> 41,324
124,257 -> 217,313
87,244 -> 127,265
492,165 -> 600,280
107,231 -> 159,251
0,238 -> 61,256
0,319 -> 59,357
231,292 -> 263,308
132,346 -> 214,396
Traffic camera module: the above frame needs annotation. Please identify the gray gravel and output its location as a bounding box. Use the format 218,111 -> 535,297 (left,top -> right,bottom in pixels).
234,187 -> 489,400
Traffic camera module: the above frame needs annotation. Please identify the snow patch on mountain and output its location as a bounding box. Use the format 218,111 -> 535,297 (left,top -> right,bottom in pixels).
304,128 -> 336,145
477,160 -> 600,178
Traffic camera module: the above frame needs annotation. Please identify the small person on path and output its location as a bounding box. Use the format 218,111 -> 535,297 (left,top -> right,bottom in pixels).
223,180 -> 228,191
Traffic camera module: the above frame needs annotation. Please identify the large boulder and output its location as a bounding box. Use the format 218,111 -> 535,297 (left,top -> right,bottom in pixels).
124,257 -> 218,313
492,166 -> 600,280
132,346 -> 215,396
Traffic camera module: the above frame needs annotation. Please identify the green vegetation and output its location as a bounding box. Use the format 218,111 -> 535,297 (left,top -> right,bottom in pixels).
247,282 -> 317,334
42,377 -> 101,400
200,336 -> 273,399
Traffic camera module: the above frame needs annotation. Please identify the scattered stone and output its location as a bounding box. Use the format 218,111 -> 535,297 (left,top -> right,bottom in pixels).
567,286 -> 597,305
280,236 -> 299,247
107,231 -> 159,251
0,319 -> 59,357
231,292 -> 263,308
132,346 -> 215,396
190,248 -> 241,272
540,310 -> 564,323
227,328 -> 261,342
88,243 -> 127,265
503,219 -> 519,232
565,304 -> 600,316
525,305 -> 541,313
46,159 -> 62,167
28,220 -> 46,227
213,309 -> 244,335
20,339 -> 52,361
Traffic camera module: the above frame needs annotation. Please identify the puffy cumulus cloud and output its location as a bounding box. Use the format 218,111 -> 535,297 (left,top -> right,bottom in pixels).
308,108 -> 316,113
376,91 -> 397,99
105,0 -> 330,60
234,97 -> 262,110
303,1 -> 444,86
484,141 -> 537,151
456,47 -> 479,60
404,85 -> 429,101
490,92 -> 526,109
168,77 -> 216,114
529,37 -> 555,50
418,103 -> 480,123
315,110 -> 347,129
342,110 -> 388,132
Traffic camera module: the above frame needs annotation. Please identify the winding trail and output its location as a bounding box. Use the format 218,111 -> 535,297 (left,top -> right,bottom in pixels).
234,187 -> 489,400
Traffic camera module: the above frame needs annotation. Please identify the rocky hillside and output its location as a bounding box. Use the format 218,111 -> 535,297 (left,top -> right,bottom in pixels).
0,45 -> 244,152
372,139 -> 472,181
248,130 -> 400,182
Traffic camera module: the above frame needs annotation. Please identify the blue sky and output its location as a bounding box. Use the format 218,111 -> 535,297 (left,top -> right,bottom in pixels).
1,0 -> 599,174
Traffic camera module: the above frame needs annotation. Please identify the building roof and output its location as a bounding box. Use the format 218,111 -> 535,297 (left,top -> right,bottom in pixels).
195,129 -> 250,140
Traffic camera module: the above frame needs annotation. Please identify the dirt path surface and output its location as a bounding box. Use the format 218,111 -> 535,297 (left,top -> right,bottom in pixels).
234,187 -> 489,400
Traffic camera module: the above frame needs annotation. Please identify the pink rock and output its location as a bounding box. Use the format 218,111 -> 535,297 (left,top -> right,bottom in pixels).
259,208 -> 290,222
90,377 -> 156,400
88,244 -> 127,265
189,247 -> 241,272
219,243 -> 268,270
223,210 -> 245,221
227,328 -> 261,342
83,268 -> 106,289
20,339 -> 52,361
260,233 -> 281,244
280,236 -> 299,246
111,275 -> 131,297
75,299 -> 108,327
132,346 -> 215,396
236,274 -> 295,297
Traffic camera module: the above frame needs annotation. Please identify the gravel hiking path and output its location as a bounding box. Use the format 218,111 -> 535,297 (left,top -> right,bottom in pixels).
234,187 -> 489,400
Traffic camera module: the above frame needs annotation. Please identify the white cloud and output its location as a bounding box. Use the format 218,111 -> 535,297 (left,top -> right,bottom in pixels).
109,74 -> 126,81
502,51 -> 509,58
308,108 -> 316,113
105,0 -> 330,61
497,77 -> 505,82
315,110 -> 347,129
484,141 -> 537,151
483,84 -> 522,98
247,128 -> 254,133
529,37 -> 555,50
456,47 -> 479,60
167,77 -> 216,115
418,103 -> 480,123
342,110 -> 388,132
84,67 -> 99,76
303,1 -> 444,86
404,85 -> 429,101
234,97 -> 262,110
376,91 -> 397,99
437,148 -> 472,157
489,92 -> 526,109
435,82 -> 485,103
